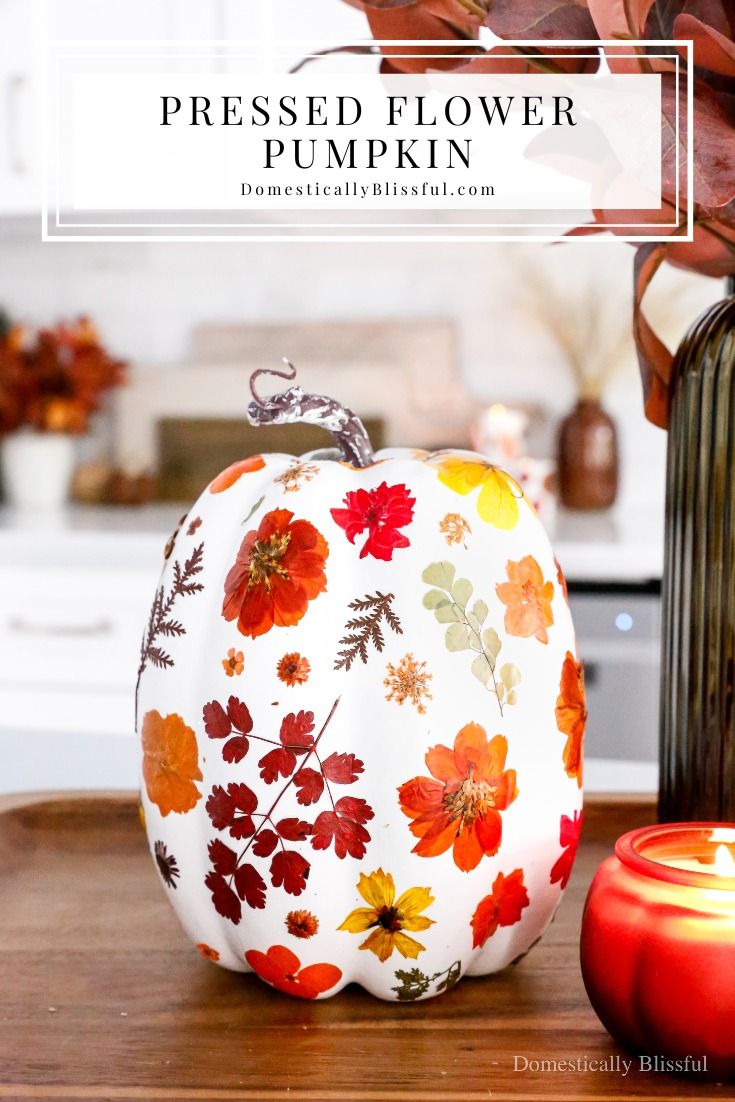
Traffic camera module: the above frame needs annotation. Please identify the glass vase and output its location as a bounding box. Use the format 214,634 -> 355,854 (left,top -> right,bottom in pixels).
659,291 -> 735,821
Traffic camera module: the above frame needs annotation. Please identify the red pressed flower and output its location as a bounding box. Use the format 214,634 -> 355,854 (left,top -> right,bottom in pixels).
330,482 -> 415,561
222,508 -> 328,639
550,810 -> 583,890
470,868 -> 530,949
244,945 -> 341,999
398,723 -> 518,873
197,943 -> 220,962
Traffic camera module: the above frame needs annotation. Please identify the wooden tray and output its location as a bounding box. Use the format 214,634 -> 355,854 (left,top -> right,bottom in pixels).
1,795 -> 733,1102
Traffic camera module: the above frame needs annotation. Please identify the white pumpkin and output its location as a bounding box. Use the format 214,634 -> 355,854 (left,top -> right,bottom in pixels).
138,377 -> 584,1002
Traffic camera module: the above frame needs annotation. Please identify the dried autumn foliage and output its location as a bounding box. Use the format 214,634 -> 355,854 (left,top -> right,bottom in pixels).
0,316 -> 126,434
342,0 -> 735,428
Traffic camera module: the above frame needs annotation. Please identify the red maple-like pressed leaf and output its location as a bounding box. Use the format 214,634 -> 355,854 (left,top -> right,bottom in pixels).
335,795 -> 374,824
234,863 -> 267,909
311,804 -> 373,860
293,767 -> 324,806
223,734 -> 249,763
321,752 -> 364,784
258,747 -> 297,784
208,838 -> 238,877
227,696 -> 253,734
252,829 -> 279,857
205,870 -> 242,924
280,710 -> 315,752
276,817 -> 311,841
206,783 -> 258,837
270,849 -> 310,895
203,700 -> 231,740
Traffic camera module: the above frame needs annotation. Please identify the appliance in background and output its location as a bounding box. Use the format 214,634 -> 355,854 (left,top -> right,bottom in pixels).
568,582 -> 661,763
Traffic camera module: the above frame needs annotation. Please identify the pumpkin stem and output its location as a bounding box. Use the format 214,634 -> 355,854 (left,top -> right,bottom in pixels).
247,360 -> 375,468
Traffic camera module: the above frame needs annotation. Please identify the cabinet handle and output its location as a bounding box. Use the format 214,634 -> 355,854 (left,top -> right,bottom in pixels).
7,618 -> 114,638
6,74 -> 27,175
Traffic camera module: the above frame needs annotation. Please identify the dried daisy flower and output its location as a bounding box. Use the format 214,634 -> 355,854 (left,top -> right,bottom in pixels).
277,652 -> 311,686
439,512 -> 471,547
384,653 -> 433,714
154,841 -> 180,889
285,909 -> 319,939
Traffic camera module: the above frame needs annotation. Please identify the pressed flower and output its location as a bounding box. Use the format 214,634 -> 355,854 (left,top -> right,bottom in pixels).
556,651 -> 586,786
154,840 -> 180,889
398,723 -> 518,873
330,482 -> 415,561
222,648 -> 245,678
277,652 -> 311,686
439,512 -> 471,547
197,943 -> 220,962
384,653 -> 433,714
470,868 -> 529,949
222,508 -> 328,639
285,909 -> 319,939
141,710 -> 203,817
338,868 -> 434,962
550,810 -> 583,889
555,556 -> 569,604
496,555 -> 555,644
245,945 -> 341,999
275,461 -> 319,493
434,456 -> 521,530
209,455 -> 266,494
187,516 -> 202,536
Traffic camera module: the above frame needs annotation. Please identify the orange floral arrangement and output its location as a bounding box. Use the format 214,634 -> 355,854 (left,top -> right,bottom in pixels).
0,315 -> 126,434
340,0 -> 735,428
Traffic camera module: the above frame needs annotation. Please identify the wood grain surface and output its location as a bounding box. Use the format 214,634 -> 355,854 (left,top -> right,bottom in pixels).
0,794 -> 733,1102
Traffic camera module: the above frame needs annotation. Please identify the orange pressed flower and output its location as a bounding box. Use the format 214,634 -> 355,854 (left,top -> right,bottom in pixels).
197,943 -> 220,962
496,555 -> 555,644
209,455 -> 266,494
245,945 -> 341,1000
555,556 -> 569,604
222,508 -> 328,640
470,868 -> 529,949
398,723 -> 518,873
556,651 -> 587,787
141,710 -> 203,817
285,909 -> 319,939
222,648 -> 245,677
277,652 -> 311,686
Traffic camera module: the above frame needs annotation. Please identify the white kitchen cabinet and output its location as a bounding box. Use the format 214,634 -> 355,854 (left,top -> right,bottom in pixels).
0,0 -> 40,214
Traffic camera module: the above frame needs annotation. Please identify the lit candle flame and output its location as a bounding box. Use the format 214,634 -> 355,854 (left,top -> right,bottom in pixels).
714,844 -> 735,876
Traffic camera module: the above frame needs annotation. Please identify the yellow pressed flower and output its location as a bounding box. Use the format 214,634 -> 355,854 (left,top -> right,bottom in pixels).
434,456 -> 522,530
338,868 -> 435,962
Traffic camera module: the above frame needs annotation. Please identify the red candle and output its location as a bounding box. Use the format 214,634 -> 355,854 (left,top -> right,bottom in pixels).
581,823 -> 735,1080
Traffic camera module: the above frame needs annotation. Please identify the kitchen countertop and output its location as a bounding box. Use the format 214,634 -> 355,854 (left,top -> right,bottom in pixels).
0,502 -> 665,584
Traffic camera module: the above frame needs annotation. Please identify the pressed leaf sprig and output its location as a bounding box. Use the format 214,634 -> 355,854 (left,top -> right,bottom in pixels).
422,561 -> 521,716
334,591 -> 403,671
391,960 -> 462,1002
203,695 -> 375,925
138,542 -> 205,682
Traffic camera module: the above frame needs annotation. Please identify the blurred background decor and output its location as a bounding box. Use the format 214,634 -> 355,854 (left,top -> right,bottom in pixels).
0,316 -> 126,509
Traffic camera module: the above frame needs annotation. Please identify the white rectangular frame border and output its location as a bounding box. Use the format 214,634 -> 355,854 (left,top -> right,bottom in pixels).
42,38 -> 693,244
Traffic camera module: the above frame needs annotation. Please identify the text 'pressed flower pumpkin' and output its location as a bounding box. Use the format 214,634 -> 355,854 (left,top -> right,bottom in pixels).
137,366 -> 584,1001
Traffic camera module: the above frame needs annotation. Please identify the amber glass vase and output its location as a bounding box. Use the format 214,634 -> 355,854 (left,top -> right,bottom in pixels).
659,291 -> 735,821
557,398 -> 619,510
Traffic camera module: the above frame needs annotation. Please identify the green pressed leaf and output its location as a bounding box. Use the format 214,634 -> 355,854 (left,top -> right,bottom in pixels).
422,561 -> 456,590
445,623 -> 470,651
482,628 -> 502,663
466,612 -> 481,635
423,589 -> 450,610
500,662 -> 522,689
451,577 -> 473,608
471,653 -> 491,684
435,603 -> 462,623
472,599 -> 488,626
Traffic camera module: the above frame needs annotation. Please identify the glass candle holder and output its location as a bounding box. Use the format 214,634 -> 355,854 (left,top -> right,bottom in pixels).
581,823 -> 735,1080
